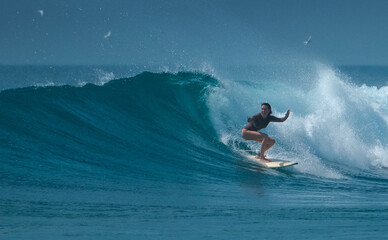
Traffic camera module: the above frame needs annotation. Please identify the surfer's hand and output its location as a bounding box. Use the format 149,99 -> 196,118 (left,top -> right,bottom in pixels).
282,110 -> 290,122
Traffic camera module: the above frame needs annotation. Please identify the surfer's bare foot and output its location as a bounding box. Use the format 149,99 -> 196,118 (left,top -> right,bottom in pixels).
255,155 -> 271,163
260,157 -> 271,163
255,154 -> 266,159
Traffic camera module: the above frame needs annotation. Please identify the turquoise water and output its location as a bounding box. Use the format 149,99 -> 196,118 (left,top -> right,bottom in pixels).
1,64 -> 388,239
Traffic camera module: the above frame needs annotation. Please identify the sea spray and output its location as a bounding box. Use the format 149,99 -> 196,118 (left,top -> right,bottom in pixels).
206,63 -> 388,176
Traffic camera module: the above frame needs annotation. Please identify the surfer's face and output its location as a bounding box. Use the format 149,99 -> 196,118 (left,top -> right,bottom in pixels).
261,105 -> 270,117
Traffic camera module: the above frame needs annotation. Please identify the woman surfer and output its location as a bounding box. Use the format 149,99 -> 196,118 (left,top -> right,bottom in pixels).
241,103 -> 290,163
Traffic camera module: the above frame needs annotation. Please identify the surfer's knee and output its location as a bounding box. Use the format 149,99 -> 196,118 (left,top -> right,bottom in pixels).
264,137 -> 275,146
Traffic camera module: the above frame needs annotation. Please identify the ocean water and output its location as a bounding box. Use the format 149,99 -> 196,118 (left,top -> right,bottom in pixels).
1,64 -> 388,239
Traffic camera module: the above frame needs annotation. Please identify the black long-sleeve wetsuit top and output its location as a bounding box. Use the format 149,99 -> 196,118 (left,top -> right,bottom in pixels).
243,113 -> 282,132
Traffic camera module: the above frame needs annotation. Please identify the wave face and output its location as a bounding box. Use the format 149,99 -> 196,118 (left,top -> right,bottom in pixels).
0,72 -> 240,188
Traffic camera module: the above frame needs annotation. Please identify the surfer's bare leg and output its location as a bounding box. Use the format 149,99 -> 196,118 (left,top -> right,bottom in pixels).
241,129 -> 273,163
260,136 -> 275,161
241,129 -> 264,141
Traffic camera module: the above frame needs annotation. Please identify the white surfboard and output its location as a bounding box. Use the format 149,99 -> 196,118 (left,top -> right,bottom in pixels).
246,155 -> 298,169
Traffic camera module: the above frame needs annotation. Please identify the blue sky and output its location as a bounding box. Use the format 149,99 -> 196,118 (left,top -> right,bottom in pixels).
1,0 -> 388,65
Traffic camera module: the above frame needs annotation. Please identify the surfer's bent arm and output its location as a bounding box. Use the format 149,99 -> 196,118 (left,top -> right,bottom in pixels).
269,110 -> 290,123
281,110 -> 291,122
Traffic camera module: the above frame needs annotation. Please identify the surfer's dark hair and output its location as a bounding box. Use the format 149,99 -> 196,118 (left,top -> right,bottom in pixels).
262,103 -> 272,115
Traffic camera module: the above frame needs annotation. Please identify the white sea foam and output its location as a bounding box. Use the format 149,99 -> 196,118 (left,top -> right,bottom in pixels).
207,63 -> 388,177
93,69 -> 115,86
